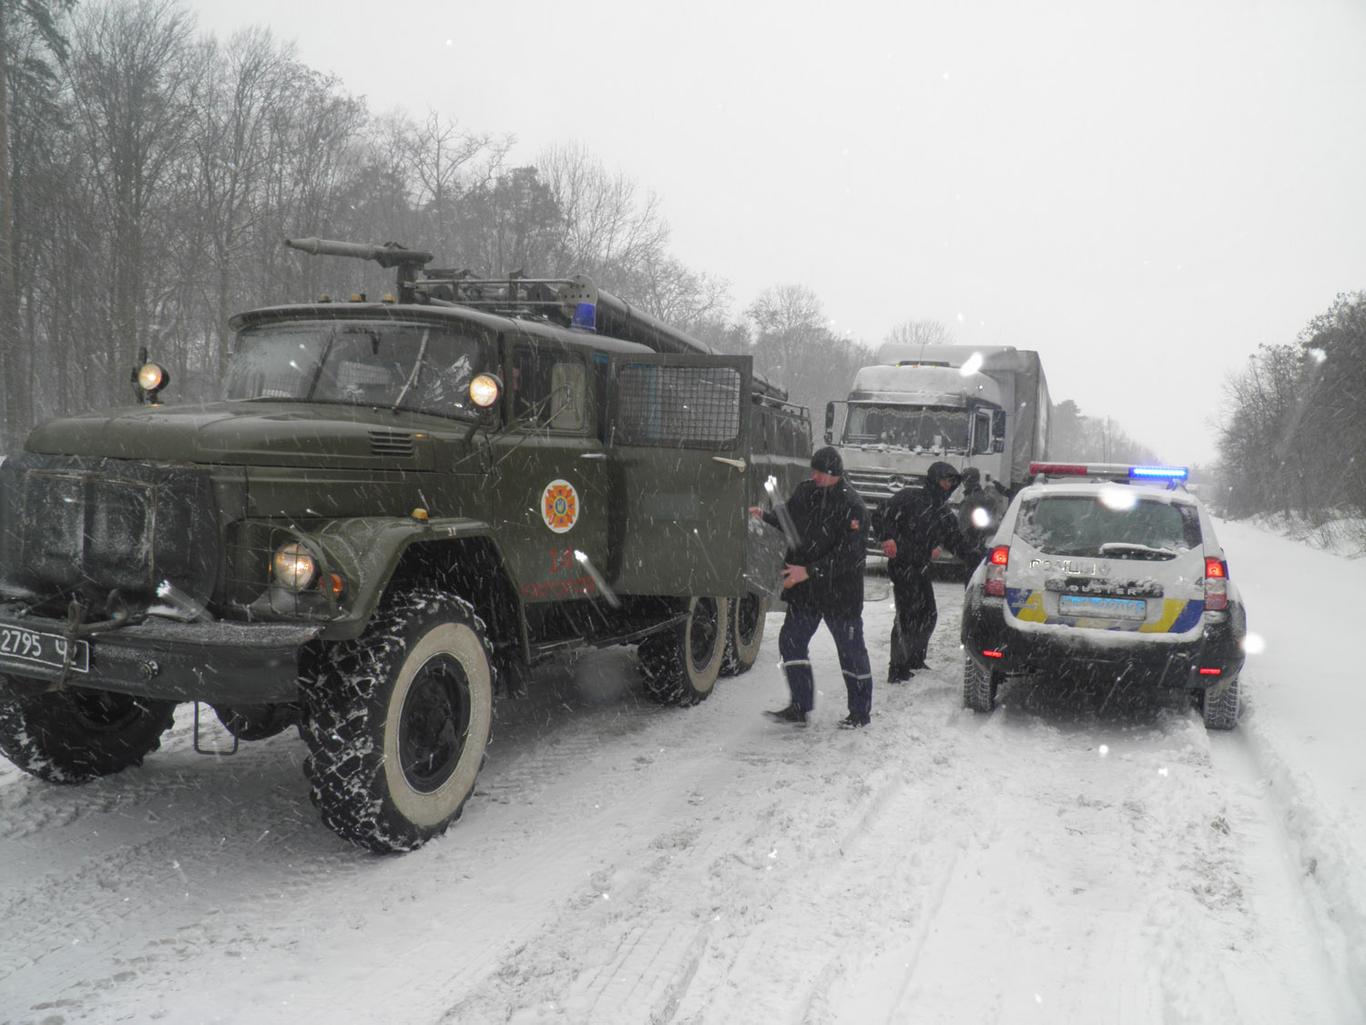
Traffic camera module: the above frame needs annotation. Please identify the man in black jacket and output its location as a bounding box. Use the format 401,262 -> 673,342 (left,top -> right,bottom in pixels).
750,447 -> 874,727
880,460 -> 974,682
958,467 -> 1007,556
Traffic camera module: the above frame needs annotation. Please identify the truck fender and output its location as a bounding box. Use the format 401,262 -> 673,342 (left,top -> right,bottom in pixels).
305,517 -> 525,655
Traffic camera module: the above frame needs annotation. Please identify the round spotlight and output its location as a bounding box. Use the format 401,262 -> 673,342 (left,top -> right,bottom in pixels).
137,362 -> 170,399
470,373 -> 502,408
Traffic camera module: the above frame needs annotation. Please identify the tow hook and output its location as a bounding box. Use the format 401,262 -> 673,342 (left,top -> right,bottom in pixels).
192,702 -> 239,756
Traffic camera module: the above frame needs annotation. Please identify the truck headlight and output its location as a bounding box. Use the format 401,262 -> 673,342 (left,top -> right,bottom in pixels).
272,542 -> 318,591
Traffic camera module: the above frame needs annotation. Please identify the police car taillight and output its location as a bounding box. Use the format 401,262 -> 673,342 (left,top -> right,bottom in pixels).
1204,555 -> 1229,611
984,545 -> 1009,598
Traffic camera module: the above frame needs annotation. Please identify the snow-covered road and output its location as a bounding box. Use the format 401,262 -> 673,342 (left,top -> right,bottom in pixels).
2,525 -> 1363,1025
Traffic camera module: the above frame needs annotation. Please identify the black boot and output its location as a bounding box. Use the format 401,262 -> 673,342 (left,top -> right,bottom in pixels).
765,704 -> 808,725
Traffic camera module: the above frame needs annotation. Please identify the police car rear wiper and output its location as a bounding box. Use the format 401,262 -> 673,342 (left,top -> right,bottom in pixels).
1098,542 -> 1177,560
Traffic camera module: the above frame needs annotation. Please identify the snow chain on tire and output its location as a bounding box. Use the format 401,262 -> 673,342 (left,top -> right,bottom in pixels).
0,683 -> 176,783
300,588 -> 495,853
720,591 -> 769,677
638,596 -> 729,707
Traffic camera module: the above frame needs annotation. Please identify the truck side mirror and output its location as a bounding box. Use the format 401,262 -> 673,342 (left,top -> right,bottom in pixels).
824,401 -> 835,445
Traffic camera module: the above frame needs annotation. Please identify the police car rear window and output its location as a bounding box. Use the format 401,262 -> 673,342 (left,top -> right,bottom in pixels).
1015,494 -> 1201,559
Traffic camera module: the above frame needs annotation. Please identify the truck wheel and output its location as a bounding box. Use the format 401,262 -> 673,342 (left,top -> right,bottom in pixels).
638,597 -> 730,706
212,703 -> 298,742
1200,675 -> 1240,731
962,654 -> 1003,713
0,681 -> 176,783
720,591 -> 769,677
300,589 -> 494,853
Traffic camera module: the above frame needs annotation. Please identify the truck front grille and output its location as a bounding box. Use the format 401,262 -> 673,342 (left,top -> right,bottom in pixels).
0,455 -> 219,609
845,469 -> 922,502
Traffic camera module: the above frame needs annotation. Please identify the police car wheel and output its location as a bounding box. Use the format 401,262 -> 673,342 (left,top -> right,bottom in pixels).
300,589 -> 494,853
638,597 -> 730,706
720,591 -> 769,677
962,655 -> 1002,713
0,681 -> 176,783
1199,675 -> 1240,731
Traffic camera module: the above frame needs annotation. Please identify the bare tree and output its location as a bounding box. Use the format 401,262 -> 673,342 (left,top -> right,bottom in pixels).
618,251 -> 730,330
0,0 -> 72,447
67,0 -> 199,403
746,284 -> 871,414
538,141 -> 669,289
883,318 -> 953,351
454,164 -> 561,276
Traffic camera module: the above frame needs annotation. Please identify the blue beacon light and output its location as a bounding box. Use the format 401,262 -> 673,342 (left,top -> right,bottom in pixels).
571,302 -> 597,331
1128,465 -> 1189,482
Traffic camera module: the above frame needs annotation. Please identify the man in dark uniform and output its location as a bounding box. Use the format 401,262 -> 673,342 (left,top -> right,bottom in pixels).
957,467 -> 1008,578
750,447 -> 874,727
880,460 -> 976,682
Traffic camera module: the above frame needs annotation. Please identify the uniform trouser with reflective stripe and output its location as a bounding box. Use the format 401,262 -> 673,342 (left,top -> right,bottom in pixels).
778,606 -> 874,717
889,568 -> 937,677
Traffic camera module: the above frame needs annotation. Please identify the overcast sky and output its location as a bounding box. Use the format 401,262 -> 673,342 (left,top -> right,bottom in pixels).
185,0 -> 1366,465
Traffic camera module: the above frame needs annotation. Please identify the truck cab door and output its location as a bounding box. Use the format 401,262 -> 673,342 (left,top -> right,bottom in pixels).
608,354 -> 768,598
486,335 -> 611,606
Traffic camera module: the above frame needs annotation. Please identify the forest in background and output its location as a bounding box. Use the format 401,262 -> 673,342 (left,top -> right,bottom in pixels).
1216,292 -> 1366,535
0,0 -> 1286,486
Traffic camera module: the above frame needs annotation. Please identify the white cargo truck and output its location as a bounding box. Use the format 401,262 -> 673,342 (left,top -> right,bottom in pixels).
824,344 -> 1050,545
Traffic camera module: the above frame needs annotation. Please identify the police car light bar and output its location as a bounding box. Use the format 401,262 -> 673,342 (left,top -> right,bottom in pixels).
1029,462 -> 1189,483
1129,465 -> 1189,482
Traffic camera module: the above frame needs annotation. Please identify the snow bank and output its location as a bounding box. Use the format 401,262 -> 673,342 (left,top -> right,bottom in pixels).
1215,517 -> 1366,1007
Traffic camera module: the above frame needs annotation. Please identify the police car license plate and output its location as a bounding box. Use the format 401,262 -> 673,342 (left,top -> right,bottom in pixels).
0,625 -> 90,673
1058,595 -> 1147,620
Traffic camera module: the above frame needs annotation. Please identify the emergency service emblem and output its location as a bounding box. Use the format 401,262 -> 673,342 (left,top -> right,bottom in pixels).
541,479 -> 580,534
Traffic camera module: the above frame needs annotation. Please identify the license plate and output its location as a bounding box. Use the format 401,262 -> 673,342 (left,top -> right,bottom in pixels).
0,625 -> 90,673
1058,595 -> 1147,621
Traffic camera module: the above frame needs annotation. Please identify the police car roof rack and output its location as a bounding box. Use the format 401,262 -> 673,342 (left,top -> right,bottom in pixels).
1029,462 -> 1189,490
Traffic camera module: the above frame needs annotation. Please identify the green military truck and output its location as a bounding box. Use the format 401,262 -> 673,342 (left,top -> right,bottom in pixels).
0,239 -> 808,852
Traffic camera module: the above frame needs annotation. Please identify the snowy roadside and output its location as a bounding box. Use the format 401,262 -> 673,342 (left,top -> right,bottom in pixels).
1214,517 -> 1366,1009
1237,511 -> 1366,560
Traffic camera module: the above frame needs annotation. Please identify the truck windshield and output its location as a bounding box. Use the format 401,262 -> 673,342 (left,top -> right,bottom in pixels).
843,404 -> 969,452
224,320 -> 494,420
1015,495 -> 1202,559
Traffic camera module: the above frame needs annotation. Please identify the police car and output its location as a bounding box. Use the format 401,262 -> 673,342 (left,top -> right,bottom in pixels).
960,463 -> 1246,729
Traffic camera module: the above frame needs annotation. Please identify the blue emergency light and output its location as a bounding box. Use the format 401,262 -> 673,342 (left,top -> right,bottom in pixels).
1128,465 -> 1189,482
571,301 -> 597,331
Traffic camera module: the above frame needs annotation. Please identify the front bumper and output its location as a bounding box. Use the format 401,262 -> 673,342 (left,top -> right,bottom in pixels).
961,592 -> 1246,690
0,605 -> 320,704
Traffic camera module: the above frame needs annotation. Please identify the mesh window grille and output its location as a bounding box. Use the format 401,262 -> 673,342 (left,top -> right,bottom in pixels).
615,364 -> 743,448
